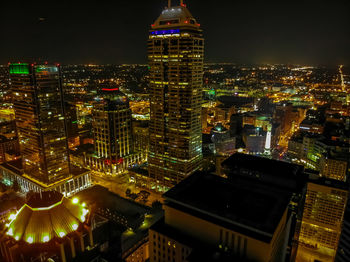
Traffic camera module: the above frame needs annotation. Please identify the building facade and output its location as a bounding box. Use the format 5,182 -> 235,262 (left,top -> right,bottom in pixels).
319,157 -> 347,182
9,63 -> 70,183
296,180 -> 348,261
148,2 -> 204,190
336,198 -> 350,262
149,172 -> 292,262
1,63 -> 91,196
91,88 -> 133,174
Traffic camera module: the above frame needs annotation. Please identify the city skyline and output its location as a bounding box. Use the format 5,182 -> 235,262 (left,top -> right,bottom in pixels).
1,0 -> 350,65
0,1 -> 350,262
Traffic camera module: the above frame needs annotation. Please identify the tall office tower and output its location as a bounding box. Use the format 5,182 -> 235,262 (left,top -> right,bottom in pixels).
148,1 -> 204,190
9,63 -> 70,184
92,87 -> 133,174
0,63 -> 91,196
296,180 -> 348,261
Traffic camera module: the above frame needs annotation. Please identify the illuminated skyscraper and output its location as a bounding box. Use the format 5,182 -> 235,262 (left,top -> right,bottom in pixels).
1,63 -> 91,196
91,87 -> 133,174
10,63 -> 70,183
148,1 -> 204,190
296,180 -> 348,261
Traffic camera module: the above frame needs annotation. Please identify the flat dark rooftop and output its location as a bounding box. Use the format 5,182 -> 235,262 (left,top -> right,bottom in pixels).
1,159 -> 23,174
222,153 -> 303,178
164,172 -> 292,242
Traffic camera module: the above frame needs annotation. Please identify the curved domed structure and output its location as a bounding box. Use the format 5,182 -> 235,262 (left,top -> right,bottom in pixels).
5,191 -> 89,244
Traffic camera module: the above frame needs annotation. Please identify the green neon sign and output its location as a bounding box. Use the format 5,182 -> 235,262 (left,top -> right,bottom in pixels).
9,63 -> 30,74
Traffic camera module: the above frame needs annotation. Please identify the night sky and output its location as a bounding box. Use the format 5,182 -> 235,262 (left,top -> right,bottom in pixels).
1,0 -> 350,65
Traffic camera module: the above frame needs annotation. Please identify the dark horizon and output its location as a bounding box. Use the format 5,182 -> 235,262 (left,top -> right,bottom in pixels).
1,0 -> 350,66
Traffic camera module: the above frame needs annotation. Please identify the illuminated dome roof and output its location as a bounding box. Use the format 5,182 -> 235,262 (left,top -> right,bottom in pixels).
5,191 -> 89,244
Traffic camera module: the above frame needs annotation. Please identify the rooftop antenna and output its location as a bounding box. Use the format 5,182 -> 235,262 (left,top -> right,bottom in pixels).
168,0 -> 171,8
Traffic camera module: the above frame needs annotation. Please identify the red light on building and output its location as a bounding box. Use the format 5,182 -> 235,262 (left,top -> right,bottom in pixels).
101,88 -> 119,91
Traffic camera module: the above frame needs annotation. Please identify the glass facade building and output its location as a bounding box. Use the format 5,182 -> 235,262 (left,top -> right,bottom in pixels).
9,63 -> 70,184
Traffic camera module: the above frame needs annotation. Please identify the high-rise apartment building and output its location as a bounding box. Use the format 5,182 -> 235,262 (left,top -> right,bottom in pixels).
0,63 -> 91,196
148,1 -> 204,190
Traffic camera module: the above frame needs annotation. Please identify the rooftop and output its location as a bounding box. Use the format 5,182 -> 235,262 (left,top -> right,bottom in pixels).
5,191 -> 89,244
0,160 -> 89,189
152,4 -> 199,29
222,153 -> 304,180
163,172 -> 292,242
